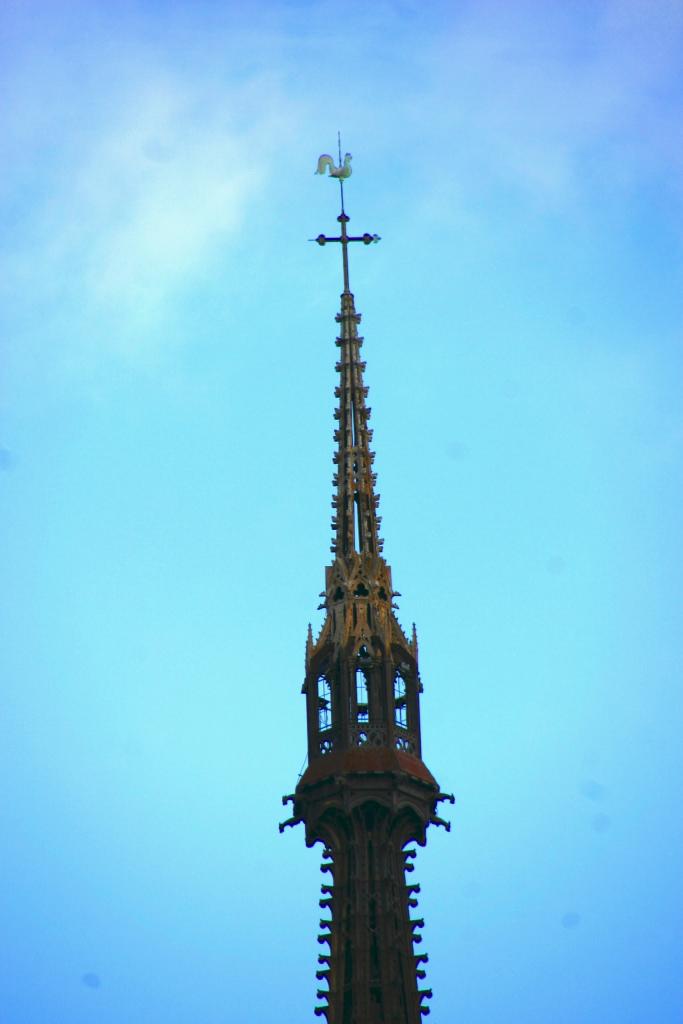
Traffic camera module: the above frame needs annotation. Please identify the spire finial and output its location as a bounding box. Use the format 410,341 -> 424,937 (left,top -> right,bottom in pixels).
312,144 -> 380,294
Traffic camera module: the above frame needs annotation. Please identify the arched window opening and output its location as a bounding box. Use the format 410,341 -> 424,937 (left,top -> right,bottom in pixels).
318,676 -> 332,732
356,667 -> 369,723
394,672 -> 408,729
354,493 -> 362,549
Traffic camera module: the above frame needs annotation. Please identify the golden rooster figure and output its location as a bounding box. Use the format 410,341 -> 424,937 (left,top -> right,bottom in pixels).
315,152 -> 353,180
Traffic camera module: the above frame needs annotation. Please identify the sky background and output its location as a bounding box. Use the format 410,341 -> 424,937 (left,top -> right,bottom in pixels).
1,1 -> 682,1022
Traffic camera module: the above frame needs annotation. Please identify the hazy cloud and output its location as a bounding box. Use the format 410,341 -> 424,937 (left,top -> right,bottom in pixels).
2,60 -> 296,361
420,0 -> 683,208
2,0 -> 681,386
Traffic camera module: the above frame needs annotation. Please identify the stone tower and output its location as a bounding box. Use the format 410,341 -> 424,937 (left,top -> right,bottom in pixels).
281,152 -> 453,1023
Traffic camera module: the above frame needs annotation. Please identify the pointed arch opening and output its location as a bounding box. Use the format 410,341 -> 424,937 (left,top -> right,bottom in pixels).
317,675 -> 332,732
394,671 -> 408,729
355,667 -> 369,723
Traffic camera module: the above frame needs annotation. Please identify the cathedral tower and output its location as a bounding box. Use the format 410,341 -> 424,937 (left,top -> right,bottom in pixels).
281,149 -> 453,1023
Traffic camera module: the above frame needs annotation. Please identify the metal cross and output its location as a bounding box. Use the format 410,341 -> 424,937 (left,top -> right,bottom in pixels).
311,215 -> 381,293
312,136 -> 380,291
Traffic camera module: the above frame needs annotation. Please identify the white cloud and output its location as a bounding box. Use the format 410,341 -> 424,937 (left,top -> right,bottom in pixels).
1,0 -> 681,391
71,79 -> 269,309
0,14 -> 301,368
417,0 -> 683,207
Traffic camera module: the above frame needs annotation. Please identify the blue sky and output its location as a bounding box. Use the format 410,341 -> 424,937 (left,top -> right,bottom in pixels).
1,1 -> 682,1022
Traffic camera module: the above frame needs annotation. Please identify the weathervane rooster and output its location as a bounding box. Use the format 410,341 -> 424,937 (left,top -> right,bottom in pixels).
315,152 -> 352,180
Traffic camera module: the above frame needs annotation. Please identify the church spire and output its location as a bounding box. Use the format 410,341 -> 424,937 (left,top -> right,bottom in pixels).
281,149 -> 453,1024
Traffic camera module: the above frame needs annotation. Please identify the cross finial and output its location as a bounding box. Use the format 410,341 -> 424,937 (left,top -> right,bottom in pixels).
312,143 -> 380,293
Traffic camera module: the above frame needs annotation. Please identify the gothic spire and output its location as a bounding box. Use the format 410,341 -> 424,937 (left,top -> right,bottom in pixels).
281,149 -> 452,1024
311,158 -> 382,560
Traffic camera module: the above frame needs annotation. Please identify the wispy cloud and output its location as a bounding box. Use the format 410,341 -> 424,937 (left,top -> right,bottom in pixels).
414,0 -> 683,209
64,75 -> 277,310
2,51 -> 297,366
1,0 -> 681,392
